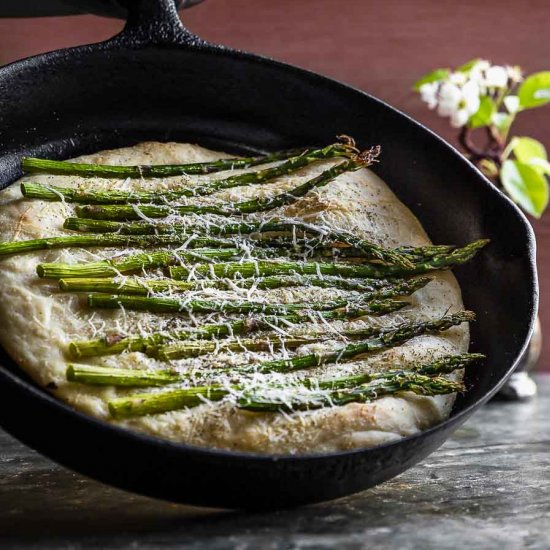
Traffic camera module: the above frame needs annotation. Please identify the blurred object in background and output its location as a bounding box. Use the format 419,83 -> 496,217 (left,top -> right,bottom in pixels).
498,317 -> 541,400
414,60 -> 550,219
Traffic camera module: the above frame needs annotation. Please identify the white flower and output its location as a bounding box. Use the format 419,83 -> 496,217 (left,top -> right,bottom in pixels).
484,65 -> 508,88
461,80 -> 481,113
449,71 -> 468,86
419,82 -> 439,109
435,80 -> 481,128
506,65 -> 523,84
415,59 -> 521,129
450,108 -> 470,128
504,95 -> 520,114
437,82 -> 462,116
469,60 -> 490,83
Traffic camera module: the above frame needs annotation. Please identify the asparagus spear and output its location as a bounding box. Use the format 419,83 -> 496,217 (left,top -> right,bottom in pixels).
154,308 -> 434,360
74,147 -> 380,221
65,218 -> 462,268
105,353 -> 479,418
63,217 -> 162,233
66,364 -> 180,387
68,300 -> 406,359
86,292 -> 406,317
305,352 -> 485,390
43,236 -> 459,281
65,218 -> 459,268
21,145 -> 329,178
78,310 -> 472,399
21,142 -> 355,203
64,218 -> 412,268
59,274 -> 429,298
71,352 -> 482,388
110,386 -> 229,417
0,233 -> 240,257
152,334 -> 319,360
169,239 -> 489,280
395,244 -> 456,260
0,228 -> 419,270
232,311 -> 474,376
238,373 -> 464,413
36,247 -> 241,279
0,225 -> 403,266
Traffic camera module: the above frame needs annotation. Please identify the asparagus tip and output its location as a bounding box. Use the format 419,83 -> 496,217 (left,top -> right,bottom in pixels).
465,352 -> 486,362
336,134 -> 359,153
472,238 -> 490,249
355,145 -> 381,166
451,310 -> 476,323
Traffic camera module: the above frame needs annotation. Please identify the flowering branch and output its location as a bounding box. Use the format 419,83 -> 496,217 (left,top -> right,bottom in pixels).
415,59 -> 550,217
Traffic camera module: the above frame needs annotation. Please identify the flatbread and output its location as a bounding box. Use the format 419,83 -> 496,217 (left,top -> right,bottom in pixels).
0,142 -> 468,454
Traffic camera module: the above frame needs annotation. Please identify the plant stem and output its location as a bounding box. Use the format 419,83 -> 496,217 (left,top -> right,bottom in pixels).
109,386 -> 229,417
233,311 -> 474,376
36,248 -> 240,279
21,145 -> 324,178
395,244 -> 456,260
309,352 -> 484,390
169,240 -> 489,280
238,373 -> 464,412
74,149 -> 380,221
21,142 -> 355,202
58,274 -> 430,297
73,351 -> 481,387
86,292 -> 406,317
64,218 -> 417,268
0,233 -> 237,257
152,335 -> 318,360
459,126 -> 504,168
66,218 -> 412,267
65,217 -> 457,266
68,300 -> 406,359
105,353 -> 479,418
66,364 -> 180,386
154,309 -> 440,360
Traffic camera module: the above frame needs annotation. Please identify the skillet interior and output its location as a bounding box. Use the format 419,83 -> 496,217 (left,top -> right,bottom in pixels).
0,1 -> 538,508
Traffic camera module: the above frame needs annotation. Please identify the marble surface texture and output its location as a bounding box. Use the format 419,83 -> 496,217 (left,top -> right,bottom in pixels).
0,376 -> 549,549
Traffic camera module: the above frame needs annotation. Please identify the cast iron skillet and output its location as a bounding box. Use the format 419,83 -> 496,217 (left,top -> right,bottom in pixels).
0,0 -> 538,509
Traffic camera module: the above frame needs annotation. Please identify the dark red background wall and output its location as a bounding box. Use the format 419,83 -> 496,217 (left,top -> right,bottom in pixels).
1,0 -> 548,368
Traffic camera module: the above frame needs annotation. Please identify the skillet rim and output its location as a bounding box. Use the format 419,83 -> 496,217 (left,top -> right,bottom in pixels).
0,33 -> 539,462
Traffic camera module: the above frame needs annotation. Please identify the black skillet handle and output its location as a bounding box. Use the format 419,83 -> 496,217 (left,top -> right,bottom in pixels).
0,0 -> 203,18
118,0 -> 207,47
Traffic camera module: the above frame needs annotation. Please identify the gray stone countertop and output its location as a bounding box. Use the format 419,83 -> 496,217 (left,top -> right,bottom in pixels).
1,376 -> 549,549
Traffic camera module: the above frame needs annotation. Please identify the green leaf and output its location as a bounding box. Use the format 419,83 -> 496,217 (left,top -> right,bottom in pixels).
529,157 -> 550,176
457,58 -> 481,73
510,136 -> 547,164
500,159 -> 549,217
468,96 -> 496,129
518,71 -> 550,108
413,68 -> 449,91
